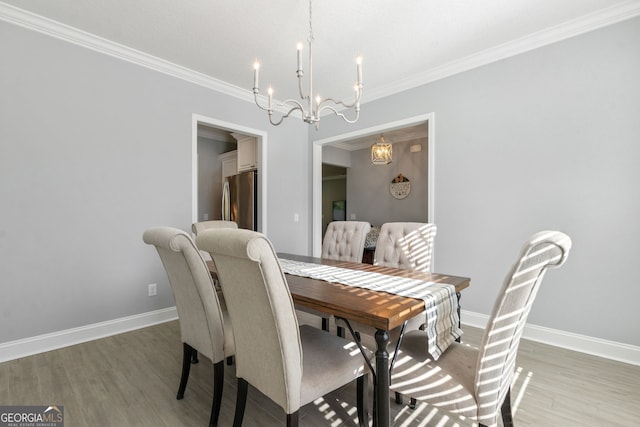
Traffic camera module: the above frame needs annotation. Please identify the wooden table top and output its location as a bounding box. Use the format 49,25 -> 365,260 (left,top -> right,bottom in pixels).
207,253 -> 470,331
281,253 -> 470,331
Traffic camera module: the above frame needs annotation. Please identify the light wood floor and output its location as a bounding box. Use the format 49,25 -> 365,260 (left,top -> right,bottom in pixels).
1,319 -> 638,426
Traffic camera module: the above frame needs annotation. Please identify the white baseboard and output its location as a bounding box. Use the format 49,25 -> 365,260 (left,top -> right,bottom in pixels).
2,307 -> 638,367
461,309 -> 640,367
0,307 -> 178,363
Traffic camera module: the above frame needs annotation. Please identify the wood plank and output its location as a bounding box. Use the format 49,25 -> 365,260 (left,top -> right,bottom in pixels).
2,321 -> 638,426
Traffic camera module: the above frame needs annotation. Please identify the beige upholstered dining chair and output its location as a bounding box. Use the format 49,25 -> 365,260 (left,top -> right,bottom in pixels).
192,220 -> 238,235
337,222 -> 438,343
390,230 -> 572,427
196,228 -> 369,427
192,220 -> 238,261
143,226 -> 235,427
316,221 -> 371,332
322,220 -> 371,262
373,222 -> 437,272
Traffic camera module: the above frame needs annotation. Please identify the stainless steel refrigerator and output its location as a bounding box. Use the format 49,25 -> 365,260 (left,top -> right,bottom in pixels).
222,171 -> 257,231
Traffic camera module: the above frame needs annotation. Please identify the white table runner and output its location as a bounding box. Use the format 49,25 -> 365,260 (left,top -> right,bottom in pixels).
279,257 -> 462,360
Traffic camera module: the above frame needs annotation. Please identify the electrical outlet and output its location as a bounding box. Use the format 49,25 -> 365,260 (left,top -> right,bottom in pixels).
148,283 -> 157,296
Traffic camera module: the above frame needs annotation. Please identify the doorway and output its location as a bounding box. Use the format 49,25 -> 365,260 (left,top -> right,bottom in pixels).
191,114 -> 268,234
322,164 -> 347,235
312,113 -> 435,256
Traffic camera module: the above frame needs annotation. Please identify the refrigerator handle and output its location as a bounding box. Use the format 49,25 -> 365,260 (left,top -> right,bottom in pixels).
222,180 -> 230,220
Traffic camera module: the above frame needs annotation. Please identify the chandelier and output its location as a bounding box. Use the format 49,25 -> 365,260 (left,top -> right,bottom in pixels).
252,0 -> 363,127
371,135 -> 392,165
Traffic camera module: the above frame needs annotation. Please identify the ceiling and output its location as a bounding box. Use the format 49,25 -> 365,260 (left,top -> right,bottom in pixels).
331,123 -> 429,151
2,0 -> 638,108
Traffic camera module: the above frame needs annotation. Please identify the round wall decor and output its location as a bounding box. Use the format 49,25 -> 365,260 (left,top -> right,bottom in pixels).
390,174 -> 411,199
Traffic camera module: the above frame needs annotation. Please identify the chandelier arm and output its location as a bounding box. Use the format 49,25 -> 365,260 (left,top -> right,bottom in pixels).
277,98 -> 306,112
253,92 -> 272,111
317,87 -> 362,109
318,97 -> 360,110
317,104 -> 361,124
254,91 -> 305,114
267,100 -> 305,126
297,77 -> 309,103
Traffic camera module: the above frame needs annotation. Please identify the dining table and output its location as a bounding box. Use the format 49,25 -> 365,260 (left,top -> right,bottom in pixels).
208,253 -> 471,427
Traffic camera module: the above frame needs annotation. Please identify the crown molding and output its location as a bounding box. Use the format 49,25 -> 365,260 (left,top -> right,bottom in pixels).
364,1 -> 640,103
0,2 -> 254,103
197,125 -> 236,143
2,1 -> 640,107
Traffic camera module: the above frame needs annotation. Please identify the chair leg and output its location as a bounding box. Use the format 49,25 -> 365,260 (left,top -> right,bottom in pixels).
233,378 -> 249,427
286,411 -> 299,427
395,391 -> 403,404
501,387 -> 514,427
478,388 -> 514,427
191,350 -> 199,364
177,343 -> 194,399
337,326 -> 345,338
409,397 -> 417,409
357,373 -> 369,427
209,361 -> 224,427
322,317 -> 330,332
226,356 -> 234,366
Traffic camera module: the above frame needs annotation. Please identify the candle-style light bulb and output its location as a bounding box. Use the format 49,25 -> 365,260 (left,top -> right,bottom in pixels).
253,61 -> 260,89
268,86 -> 273,109
296,42 -> 303,72
356,56 -> 363,86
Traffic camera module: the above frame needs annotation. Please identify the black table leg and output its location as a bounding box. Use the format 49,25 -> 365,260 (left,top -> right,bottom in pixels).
456,291 -> 462,342
374,329 -> 390,427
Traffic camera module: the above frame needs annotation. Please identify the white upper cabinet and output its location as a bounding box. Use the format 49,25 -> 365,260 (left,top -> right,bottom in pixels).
220,150 -> 238,179
232,133 -> 257,172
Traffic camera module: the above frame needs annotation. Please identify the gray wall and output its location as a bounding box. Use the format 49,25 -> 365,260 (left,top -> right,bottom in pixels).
312,17 -> 640,346
346,138 -> 429,226
1,15 -> 639,348
0,20 -> 309,342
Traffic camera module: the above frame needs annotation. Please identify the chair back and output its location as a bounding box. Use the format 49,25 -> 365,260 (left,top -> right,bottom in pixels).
374,222 -> 437,272
192,220 -> 238,235
143,226 -> 228,363
196,229 -> 303,413
321,221 -> 371,262
475,231 -> 572,425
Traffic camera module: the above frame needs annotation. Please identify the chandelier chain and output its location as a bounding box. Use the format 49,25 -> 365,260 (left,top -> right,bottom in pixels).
308,0 -> 314,44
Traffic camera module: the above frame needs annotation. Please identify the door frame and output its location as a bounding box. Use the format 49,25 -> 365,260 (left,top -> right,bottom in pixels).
192,114 -> 268,234
311,113 -> 435,257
